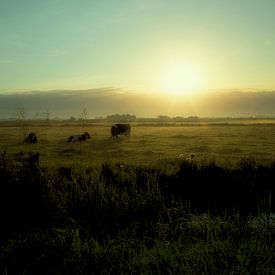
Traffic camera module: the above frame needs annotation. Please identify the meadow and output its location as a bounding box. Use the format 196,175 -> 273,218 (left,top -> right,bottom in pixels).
1,119 -> 275,273
1,119 -> 275,166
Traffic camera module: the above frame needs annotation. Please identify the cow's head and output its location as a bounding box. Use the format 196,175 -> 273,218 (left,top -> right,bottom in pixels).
111,125 -> 119,137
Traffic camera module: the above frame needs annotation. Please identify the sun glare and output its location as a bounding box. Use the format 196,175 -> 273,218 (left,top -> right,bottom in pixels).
160,64 -> 204,96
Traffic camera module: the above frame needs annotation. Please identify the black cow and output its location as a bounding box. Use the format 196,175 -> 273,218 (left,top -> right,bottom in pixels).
111,124 -> 131,137
67,131 -> 91,143
24,132 -> 38,144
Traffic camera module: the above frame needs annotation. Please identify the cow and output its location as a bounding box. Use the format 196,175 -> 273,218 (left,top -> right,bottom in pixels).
111,124 -> 131,137
67,131 -> 91,143
24,132 -> 38,144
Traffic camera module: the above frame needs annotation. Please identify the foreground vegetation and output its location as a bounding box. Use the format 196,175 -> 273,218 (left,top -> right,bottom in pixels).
1,150 -> 275,274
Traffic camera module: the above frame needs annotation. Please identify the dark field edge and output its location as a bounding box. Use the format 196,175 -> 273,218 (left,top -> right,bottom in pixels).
1,151 -> 275,274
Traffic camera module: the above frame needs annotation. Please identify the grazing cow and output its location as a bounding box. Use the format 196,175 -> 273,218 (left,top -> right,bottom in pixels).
111,124 -> 131,137
67,131 -> 91,143
24,132 -> 38,144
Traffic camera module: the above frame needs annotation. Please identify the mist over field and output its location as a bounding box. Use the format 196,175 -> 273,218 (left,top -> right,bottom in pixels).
1,89 -> 275,119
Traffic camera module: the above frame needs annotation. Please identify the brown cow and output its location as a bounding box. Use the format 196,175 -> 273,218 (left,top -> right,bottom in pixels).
111,124 -> 131,137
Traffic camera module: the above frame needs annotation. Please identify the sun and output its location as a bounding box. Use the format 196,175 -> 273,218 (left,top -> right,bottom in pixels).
160,64 -> 204,96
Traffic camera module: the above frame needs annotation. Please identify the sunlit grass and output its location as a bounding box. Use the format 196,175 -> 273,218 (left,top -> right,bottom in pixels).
1,121 -> 275,167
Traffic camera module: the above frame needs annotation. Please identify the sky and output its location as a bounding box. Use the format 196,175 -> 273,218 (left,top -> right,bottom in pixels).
1,0 -> 275,94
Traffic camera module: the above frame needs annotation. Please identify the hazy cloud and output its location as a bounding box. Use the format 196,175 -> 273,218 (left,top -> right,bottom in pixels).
1,88 -> 275,119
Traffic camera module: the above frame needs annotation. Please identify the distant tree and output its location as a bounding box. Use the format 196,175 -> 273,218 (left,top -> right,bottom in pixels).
15,107 -> 27,121
106,113 -> 136,122
44,109 -> 50,121
157,115 -> 171,122
15,107 -> 28,142
79,108 -> 88,132
186,116 -> 200,122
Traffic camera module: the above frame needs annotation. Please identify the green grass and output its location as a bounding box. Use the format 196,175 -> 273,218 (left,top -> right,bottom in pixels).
1,120 -> 275,273
1,120 -> 275,167
0,154 -> 275,274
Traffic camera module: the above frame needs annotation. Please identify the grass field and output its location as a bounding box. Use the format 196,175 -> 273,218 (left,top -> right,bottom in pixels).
1,120 -> 275,166
1,120 -> 275,273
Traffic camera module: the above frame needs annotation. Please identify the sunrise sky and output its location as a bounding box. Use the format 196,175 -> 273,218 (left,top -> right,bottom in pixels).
1,0 -> 275,95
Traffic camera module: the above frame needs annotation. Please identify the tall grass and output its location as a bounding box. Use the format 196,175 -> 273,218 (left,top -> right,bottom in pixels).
1,151 -> 275,273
